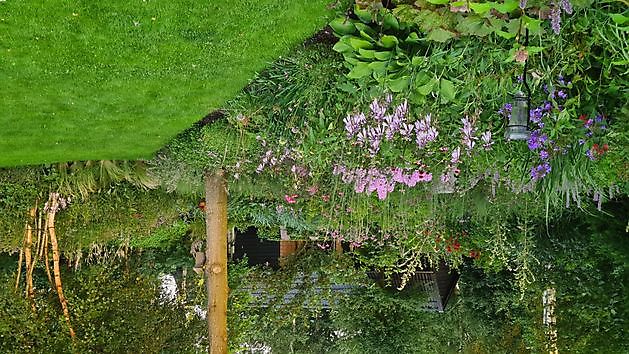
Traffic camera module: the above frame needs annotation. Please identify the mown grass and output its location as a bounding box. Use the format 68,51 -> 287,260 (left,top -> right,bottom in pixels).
0,0 -> 337,167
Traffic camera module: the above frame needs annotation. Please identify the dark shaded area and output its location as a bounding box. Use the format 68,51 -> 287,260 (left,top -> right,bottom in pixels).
233,227 -> 280,268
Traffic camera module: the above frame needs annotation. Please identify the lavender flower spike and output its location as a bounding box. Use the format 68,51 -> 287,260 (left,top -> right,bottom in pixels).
560,0 -> 573,14
550,5 -> 561,34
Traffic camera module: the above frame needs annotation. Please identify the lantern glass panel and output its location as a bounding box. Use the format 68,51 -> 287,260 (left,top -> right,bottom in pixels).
505,91 -> 530,140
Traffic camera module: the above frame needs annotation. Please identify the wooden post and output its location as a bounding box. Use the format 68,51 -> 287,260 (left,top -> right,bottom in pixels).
204,170 -> 228,354
543,287 -> 557,354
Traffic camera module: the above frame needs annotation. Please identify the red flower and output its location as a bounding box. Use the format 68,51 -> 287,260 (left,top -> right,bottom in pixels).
578,114 -> 588,122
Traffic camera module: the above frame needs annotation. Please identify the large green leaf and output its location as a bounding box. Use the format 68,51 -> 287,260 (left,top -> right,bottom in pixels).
374,51 -> 393,61
368,61 -> 388,75
388,76 -> 410,92
427,28 -> 456,42
354,5 -> 373,23
347,62 -> 372,79
358,48 -> 376,59
493,0 -> 518,14
380,35 -> 399,48
329,18 -> 356,35
494,30 -> 516,39
383,13 -> 400,31
405,32 -> 421,44
522,15 -> 542,33
332,40 -> 353,54
456,16 -> 492,37
416,78 -> 438,96
349,37 -> 374,50
411,56 -> 426,67
469,2 -> 495,15
440,79 -> 456,103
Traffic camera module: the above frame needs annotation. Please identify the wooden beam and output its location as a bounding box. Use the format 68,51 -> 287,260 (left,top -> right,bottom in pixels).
204,170 -> 228,354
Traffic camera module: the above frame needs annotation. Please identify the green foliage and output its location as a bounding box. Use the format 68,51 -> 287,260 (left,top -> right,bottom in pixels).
56,183 -> 192,252
0,263 -> 205,353
130,220 -> 190,249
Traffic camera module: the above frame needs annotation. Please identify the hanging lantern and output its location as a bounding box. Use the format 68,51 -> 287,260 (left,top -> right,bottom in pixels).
505,91 -> 530,140
506,28 -> 531,141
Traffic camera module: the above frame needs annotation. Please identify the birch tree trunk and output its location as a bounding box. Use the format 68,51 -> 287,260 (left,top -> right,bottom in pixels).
204,170 -> 228,354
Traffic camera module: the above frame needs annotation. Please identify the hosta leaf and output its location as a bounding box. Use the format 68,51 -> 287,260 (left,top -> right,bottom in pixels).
456,16 -> 492,37
358,48 -> 376,59
494,30 -> 516,39
383,13 -> 400,30
388,76 -> 410,92
427,28 -> 456,42
469,2 -> 495,15
347,62 -> 372,79
360,30 -> 376,41
349,37 -> 374,50
354,5 -> 373,23
374,51 -> 393,61
522,15 -> 542,33
494,0 -> 518,14
405,32 -> 421,44
380,35 -> 399,48
368,61 -> 388,75
440,79 -> 456,102
332,40 -> 353,53
416,78 -> 438,95
329,18 -> 356,35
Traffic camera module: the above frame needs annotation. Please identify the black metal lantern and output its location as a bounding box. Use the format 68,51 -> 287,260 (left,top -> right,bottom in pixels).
506,29 -> 531,141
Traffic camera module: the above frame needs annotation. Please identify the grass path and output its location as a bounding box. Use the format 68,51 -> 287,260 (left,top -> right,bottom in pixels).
0,0 -> 337,166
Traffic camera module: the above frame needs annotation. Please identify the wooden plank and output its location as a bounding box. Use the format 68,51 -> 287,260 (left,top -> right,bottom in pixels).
205,170 -> 228,354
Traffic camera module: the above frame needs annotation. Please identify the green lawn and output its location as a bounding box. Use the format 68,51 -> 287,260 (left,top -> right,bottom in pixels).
0,0 -> 336,167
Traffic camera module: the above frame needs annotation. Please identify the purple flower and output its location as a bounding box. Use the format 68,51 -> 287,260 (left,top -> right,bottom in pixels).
595,114 -> 603,123
451,147 -> 461,164
384,114 -> 402,141
461,117 -> 476,151
498,103 -> 512,117
519,0 -> 527,9
528,130 -> 542,150
558,75 -> 565,85
344,113 -> 366,138
481,131 -> 493,151
415,114 -> 438,148
557,90 -> 567,99
540,150 -> 549,160
584,119 -> 593,129
550,5 -> 561,34
585,149 -> 595,160
543,102 -> 552,112
370,98 -> 386,122
530,163 -> 551,181
399,122 -> 414,139
560,0 -> 573,14
530,107 -> 544,124
578,139 -> 585,145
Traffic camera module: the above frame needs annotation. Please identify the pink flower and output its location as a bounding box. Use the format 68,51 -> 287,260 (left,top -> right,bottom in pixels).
284,194 -> 298,204
306,185 -> 318,196
322,195 -> 330,202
